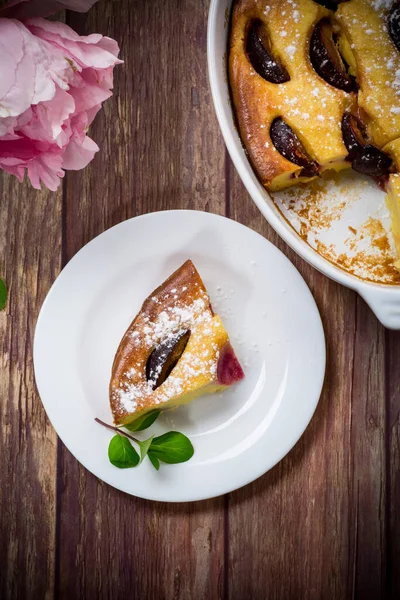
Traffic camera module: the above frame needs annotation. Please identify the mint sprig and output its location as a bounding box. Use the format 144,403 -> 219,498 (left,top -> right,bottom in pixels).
95,417 -> 194,470
125,409 -> 161,432
148,431 -> 194,464
148,453 -> 160,471
108,434 -> 139,468
0,278 -> 7,311
137,435 -> 154,464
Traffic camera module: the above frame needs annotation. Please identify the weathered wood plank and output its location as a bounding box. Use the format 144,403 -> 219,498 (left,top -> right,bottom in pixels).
349,297 -> 386,600
56,1 -> 226,598
227,159 -> 364,600
386,329 -> 400,600
0,175 -> 61,600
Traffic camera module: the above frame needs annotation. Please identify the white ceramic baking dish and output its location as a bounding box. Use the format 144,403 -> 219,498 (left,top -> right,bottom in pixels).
207,0 -> 400,329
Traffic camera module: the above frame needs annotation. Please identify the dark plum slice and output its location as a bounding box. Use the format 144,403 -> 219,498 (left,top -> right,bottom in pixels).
217,343 -> 245,386
312,0 -> 349,9
246,19 -> 290,84
146,330 -> 190,390
310,18 -> 354,92
351,149 -> 393,177
341,113 -> 393,177
341,112 -> 366,154
270,118 -> 319,177
389,2 -> 400,53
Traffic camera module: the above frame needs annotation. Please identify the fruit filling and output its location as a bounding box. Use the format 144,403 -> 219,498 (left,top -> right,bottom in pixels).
310,18 -> 355,92
270,118 -> 320,177
341,113 -> 393,178
246,19 -> 290,83
146,330 -> 191,390
217,343 -> 245,386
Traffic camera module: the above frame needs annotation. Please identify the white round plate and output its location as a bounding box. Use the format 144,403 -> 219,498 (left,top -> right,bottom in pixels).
34,210 -> 325,502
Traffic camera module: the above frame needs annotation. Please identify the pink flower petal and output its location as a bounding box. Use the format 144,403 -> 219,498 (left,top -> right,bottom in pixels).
26,19 -> 123,69
62,134 -> 98,170
0,117 -> 17,137
0,19 -> 75,117
69,70 -> 112,114
0,161 -> 25,183
0,137 -> 41,160
19,87 -> 75,145
28,151 -> 65,191
84,104 -> 102,128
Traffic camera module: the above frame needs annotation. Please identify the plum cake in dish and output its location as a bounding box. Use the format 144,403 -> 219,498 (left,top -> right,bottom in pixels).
110,260 -> 244,427
229,0 -> 400,269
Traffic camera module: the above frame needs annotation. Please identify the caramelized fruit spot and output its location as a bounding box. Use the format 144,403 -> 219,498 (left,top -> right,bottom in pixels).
270,118 -> 319,177
341,113 -> 393,177
351,148 -> 393,178
341,112 -> 366,154
217,343 -> 245,386
310,18 -> 354,92
246,19 -> 290,84
146,330 -> 191,390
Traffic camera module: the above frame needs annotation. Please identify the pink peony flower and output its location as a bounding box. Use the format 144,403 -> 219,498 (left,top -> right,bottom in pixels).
0,16 -> 122,190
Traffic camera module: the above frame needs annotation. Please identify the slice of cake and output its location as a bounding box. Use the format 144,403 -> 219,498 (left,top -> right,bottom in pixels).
110,260 -> 244,427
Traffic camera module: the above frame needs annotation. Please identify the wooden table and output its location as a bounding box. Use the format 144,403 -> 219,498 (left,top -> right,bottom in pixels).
1,1 -> 399,598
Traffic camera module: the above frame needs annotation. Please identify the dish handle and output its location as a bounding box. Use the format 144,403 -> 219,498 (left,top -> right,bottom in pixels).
359,287 -> 400,330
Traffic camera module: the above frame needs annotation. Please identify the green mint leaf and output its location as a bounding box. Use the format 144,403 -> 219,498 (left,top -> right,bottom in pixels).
125,409 -> 161,432
148,452 -> 160,471
108,434 -> 139,468
149,431 -> 194,464
0,278 -> 7,311
137,436 -> 154,464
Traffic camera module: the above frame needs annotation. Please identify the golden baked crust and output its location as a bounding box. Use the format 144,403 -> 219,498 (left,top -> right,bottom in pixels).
110,260 -> 243,426
229,0 -> 353,191
336,0 -> 400,148
386,173 -> 400,270
384,138 -> 400,268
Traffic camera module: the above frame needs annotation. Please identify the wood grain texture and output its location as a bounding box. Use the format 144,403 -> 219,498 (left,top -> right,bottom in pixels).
387,329 -> 400,600
0,176 -> 61,600
56,2 -> 225,599
350,298 -> 387,600
228,160 -> 358,600
0,1 -> 399,599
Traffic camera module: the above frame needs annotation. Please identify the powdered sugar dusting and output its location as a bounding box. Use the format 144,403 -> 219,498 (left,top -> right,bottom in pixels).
132,296 -> 211,349
111,277 -> 229,418
370,0 -> 394,10
285,44 -> 296,59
